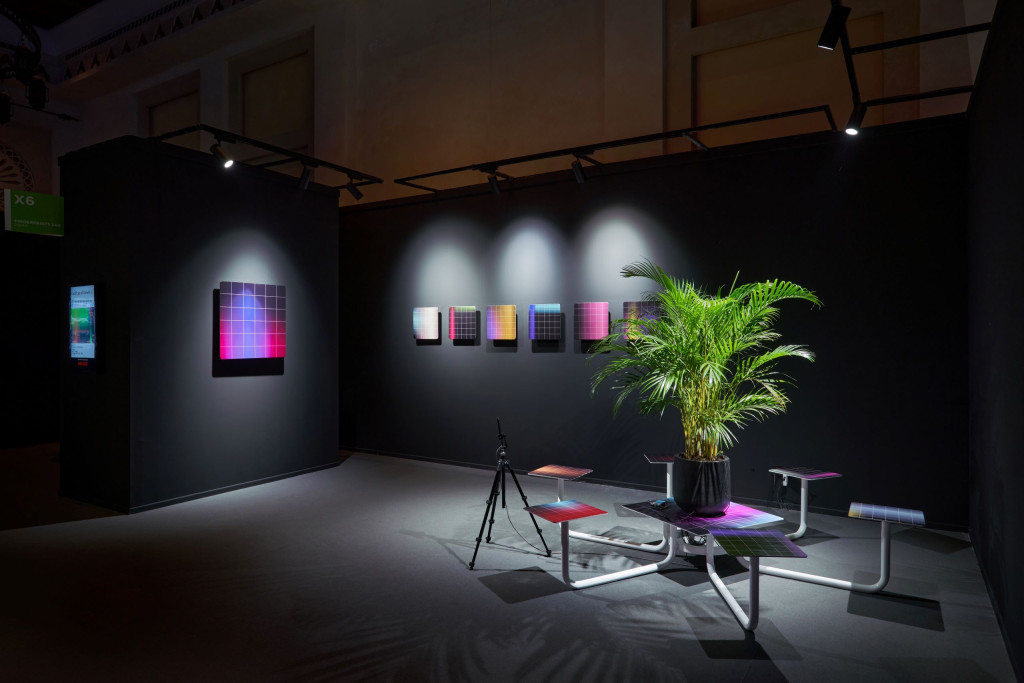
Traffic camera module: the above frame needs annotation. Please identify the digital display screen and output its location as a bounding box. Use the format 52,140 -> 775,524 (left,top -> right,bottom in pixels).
69,285 -> 96,360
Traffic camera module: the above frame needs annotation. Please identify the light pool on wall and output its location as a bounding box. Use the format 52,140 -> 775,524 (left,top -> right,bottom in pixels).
449,306 -> 477,340
219,281 -> 286,359
574,301 -> 609,340
487,305 -> 517,340
529,303 -> 561,340
413,306 -> 439,340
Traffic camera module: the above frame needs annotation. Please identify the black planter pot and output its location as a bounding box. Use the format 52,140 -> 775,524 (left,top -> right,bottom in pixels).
673,455 -> 731,517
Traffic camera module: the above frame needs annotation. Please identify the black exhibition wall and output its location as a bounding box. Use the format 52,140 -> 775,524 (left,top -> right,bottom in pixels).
967,0 -> 1024,677
0,228 -> 60,447
60,136 -> 339,512
340,115 -> 968,529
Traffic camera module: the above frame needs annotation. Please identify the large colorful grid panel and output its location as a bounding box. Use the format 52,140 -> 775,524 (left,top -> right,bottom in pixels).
487,305 -> 517,340
768,466 -> 842,480
525,499 -> 607,524
529,303 -> 561,340
574,301 -> 609,340
623,301 -> 661,340
528,464 -> 593,481
848,502 -> 925,527
622,500 -> 783,534
219,281 -> 286,359
527,303 -> 561,340
711,529 -> 808,558
413,306 -> 439,340
449,306 -> 477,340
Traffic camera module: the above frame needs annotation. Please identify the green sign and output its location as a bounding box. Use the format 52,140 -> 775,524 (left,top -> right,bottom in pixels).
4,188 -> 64,236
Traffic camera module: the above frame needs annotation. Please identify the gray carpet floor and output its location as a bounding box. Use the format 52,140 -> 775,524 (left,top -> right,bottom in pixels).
0,446 -> 1016,682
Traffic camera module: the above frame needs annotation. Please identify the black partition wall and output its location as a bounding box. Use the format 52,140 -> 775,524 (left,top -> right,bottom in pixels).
60,136 -> 339,513
340,117 -> 968,529
967,0 -> 1024,676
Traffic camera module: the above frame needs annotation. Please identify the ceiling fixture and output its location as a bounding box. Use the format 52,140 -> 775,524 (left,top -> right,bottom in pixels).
210,142 -> 233,168
571,159 -> 586,184
488,174 -> 501,195
845,103 -> 866,135
155,124 -> 382,200
817,2 -> 851,50
344,179 -> 363,200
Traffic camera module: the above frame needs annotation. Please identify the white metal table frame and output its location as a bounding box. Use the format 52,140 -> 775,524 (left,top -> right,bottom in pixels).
537,499 -> 789,632
767,466 -> 842,540
743,502 -> 925,593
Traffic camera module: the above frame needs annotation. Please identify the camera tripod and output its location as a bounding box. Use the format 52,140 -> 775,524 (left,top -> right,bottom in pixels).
468,419 -> 551,569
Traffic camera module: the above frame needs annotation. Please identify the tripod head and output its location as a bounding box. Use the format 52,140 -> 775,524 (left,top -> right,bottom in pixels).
495,417 -> 509,459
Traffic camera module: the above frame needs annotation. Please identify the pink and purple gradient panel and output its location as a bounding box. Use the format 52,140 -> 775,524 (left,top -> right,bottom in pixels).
525,499 -> 607,524
574,301 -> 609,340
219,281 -> 286,359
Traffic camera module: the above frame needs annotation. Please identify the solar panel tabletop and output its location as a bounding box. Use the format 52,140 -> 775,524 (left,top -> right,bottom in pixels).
711,529 -> 808,558
848,503 -> 925,527
525,500 -> 607,524
622,501 -> 783,534
768,466 -> 842,480
528,464 -> 593,480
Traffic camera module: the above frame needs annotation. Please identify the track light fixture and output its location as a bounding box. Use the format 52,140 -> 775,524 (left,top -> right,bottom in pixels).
298,165 -> 312,190
817,2 -> 851,50
845,103 -> 866,135
345,179 -> 363,200
210,143 -> 233,168
571,159 -> 586,184
488,173 -> 501,195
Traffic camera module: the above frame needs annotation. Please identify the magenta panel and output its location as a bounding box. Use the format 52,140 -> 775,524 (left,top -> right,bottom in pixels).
574,301 -> 609,340
525,499 -> 607,524
219,281 -> 286,359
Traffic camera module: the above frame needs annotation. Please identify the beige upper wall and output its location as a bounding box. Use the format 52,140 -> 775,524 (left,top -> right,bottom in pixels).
12,0 -> 996,206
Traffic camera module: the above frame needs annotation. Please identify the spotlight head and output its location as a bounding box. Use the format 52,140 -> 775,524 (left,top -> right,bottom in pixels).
298,165 -> 312,191
210,143 -> 233,168
845,103 -> 866,135
345,180 -> 363,200
26,79 -> 48,110
488,174 -> 500,195
817,3 -> 851,50
571,159 -> 586,185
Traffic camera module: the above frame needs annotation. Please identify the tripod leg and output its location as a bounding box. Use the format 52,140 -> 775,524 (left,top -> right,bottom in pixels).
469,467 -> 504,570
506,464 -> 551,557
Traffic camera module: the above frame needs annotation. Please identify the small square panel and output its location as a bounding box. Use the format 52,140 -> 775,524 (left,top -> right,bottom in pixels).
219,281 -> 286,359
528,464 -> 593,480
574,302 -> 609,340
487,305 -> 517,340
623,300 -> 661,340
712,529 -> 807,558
525,500 -> 607,524
413,306 -> 439,340
768,466 -> 842,480
529,303 -> 561,340
448,306 -> 477,340
848,502 -> 925,527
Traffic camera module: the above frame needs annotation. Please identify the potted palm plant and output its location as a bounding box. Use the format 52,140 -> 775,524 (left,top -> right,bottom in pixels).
589,260 -> 821,516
